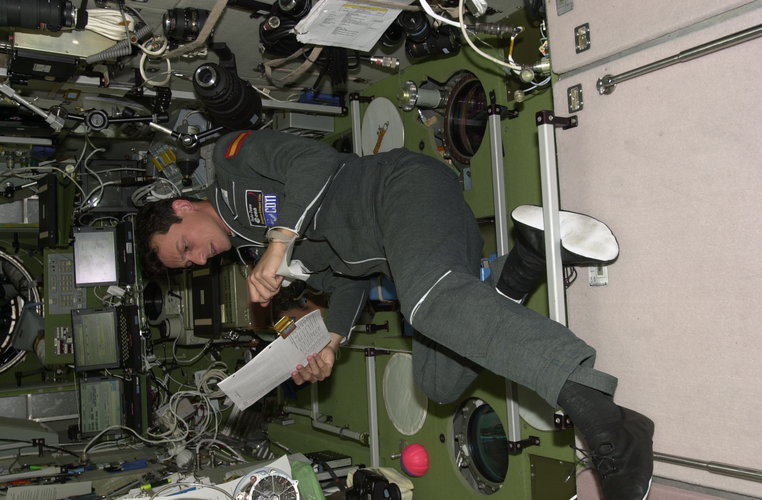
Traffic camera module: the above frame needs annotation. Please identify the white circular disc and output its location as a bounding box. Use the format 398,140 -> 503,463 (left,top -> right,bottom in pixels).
517,385 -> 558,431
361,97 -> 405,155
382,353 -> 428,436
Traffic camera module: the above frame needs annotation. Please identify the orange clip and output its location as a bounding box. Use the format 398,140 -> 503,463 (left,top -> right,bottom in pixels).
373,121 -> 390,154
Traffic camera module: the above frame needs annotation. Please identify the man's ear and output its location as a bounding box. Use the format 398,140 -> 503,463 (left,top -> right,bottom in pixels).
171,199 -> 194,215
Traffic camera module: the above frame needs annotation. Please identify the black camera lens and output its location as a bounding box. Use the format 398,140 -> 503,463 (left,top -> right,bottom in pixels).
193,63 -> 262,130
379,16 -> 405,48
405,25 -> 461,59
398,11 -> 430,43
0,0 -> 74,32
163,8 -> 210,43
277,0 -> 311,18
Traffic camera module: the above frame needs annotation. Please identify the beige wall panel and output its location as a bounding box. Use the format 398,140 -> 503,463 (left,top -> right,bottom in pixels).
545,0 -> 757,74
550,5 -> 762,497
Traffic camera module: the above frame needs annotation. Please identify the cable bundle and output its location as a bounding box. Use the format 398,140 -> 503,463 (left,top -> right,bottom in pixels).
84,8 -> 135,40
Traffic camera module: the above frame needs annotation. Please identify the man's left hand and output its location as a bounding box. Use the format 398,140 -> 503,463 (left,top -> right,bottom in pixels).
291,332 -> 343,384
247,237 -> 291,306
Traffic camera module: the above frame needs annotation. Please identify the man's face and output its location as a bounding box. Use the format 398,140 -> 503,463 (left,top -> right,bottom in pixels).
151,200 -> 232,269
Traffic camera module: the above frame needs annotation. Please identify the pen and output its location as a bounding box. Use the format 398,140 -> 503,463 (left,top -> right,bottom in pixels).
168,487 -> 198,496
140,478 -> 172,490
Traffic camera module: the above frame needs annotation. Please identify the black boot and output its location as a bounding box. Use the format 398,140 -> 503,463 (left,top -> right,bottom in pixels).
558,381 -> 654,500
496,205 -> 620,301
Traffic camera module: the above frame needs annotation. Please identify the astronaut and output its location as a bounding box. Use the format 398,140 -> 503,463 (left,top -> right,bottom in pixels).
136,129 -> 653,500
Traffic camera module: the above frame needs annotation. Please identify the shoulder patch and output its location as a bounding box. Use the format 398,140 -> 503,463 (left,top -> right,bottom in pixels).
245,190 -> 279,226
225,131 -> 252,158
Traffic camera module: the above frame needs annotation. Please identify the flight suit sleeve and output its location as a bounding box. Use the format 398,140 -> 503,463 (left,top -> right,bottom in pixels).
213,129 -> 348,235
306,271 -> 369,340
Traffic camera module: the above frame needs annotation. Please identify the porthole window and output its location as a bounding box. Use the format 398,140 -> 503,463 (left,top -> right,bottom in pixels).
397,71 -> 489,173
443,72 -> 488,166
452,397 -> 509,494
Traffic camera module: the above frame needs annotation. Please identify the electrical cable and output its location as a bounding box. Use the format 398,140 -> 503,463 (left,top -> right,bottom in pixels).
78,136 -> 107,211
131,177 -> 182,206
124,5 -> 150,27
81,423 -> 186,462
116,1 -> 133,42
139,36 -> 169,57
417,0 -> 460,28
0,438 -> 81,460
195,362 -> 228,398
78,215 -> 120,226
3,164 -> 88,202
520,75 -> 552,94
262,46 -> 324,87
197,438 -> 243,460
457,0 -> 522,71
136,36 -> 172,87
82,180 -> 118,209
84,9 -> 136,40
150,481 -> 235,500
139,53 -> 172,87
252,85 -> 284,102
172,337 -> 213,366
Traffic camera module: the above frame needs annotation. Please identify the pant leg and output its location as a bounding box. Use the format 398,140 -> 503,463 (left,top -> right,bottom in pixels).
409,271 -> 617,406
377,154 -> 617,407
411,331 -> 483,404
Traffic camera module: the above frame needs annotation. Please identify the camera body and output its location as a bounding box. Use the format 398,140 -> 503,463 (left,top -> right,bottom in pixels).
346,469 -> 402,500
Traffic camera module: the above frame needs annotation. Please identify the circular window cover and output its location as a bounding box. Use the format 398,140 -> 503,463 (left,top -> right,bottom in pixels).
517,385 -> 558,432
443,72 -> 488,165
361,97 -> 405,155
382,352 -> 428,435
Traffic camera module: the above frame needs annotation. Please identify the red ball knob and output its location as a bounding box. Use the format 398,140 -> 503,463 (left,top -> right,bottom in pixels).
401,443 -> 429,477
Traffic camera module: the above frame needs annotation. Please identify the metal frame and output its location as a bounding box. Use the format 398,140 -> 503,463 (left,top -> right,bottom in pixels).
487,101 -> 522,444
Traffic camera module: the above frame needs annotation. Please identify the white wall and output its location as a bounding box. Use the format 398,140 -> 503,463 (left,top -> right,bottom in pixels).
546,1 -> 762,497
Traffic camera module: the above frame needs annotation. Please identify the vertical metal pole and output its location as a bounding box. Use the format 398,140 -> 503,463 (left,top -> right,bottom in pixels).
310,383 -> 320,419
488,111 -> 510,256
535,111 -> 567,324
349,93 -> 363,156
488,100 -> 522,443
365,348 -> 380,467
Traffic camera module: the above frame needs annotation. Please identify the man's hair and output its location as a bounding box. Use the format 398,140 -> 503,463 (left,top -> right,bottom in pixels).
135,196 -> 200,276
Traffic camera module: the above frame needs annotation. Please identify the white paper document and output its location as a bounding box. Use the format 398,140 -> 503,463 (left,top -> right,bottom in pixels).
219,310 -> 331,409
7,482 -> 92,500
294,0 -> 408,52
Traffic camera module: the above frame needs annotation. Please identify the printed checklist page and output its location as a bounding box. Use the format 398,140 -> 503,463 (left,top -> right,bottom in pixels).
218,310 -> 330,410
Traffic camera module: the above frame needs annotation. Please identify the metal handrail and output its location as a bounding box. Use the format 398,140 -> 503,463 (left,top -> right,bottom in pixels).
654,452 -> 762,483
597,23 -> 762,95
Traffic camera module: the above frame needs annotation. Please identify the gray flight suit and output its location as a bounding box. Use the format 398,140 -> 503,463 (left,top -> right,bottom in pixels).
209,129 -> 617,407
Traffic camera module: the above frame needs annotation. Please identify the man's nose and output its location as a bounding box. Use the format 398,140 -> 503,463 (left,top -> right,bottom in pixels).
191,250 -> 207,265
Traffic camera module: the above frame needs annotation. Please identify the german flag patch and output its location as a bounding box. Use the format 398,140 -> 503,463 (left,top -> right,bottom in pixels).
225,131 -> 252,158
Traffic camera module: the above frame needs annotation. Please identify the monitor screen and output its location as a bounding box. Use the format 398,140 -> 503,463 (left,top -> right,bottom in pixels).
73,226 -> 118,287
79,377 -> 124,435
71,307 -> 120,371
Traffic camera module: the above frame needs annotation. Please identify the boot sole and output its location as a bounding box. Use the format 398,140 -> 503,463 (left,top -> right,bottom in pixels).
512,205 -> 620,262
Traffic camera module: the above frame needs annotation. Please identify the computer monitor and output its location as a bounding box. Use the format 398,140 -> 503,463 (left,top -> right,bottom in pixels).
73,226 -> 118,287
78,376 -> 124,436
71,307 -> 120,371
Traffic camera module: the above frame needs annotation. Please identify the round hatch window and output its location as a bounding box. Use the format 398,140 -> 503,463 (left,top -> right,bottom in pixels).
443,72 -> 488,166
452,397 -> 509,494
